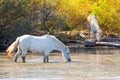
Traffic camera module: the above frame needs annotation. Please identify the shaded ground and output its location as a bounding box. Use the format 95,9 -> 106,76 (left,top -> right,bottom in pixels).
0,51 -> 120,80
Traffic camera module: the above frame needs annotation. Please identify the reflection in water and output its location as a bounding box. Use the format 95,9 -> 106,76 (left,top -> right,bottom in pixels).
0,49 -> 120,80
72,48 -> 120,54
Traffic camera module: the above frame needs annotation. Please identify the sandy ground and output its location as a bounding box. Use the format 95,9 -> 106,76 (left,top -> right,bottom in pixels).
0,51 -> 120,80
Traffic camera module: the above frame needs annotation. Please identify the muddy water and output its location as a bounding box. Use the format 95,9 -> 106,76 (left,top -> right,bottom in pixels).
0,49 -> 120,80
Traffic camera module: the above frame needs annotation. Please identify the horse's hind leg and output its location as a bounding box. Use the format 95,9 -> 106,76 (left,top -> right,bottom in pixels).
21,48 -> 27,63
15,47 -> 21,62
21,49 -> 27,63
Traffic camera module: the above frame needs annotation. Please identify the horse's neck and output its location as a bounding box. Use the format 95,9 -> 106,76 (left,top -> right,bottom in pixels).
55,43 -> 66,53
51,36 -> 66,52
54,45 -> 61,51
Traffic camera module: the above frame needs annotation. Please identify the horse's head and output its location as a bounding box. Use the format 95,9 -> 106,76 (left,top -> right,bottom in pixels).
62,46 -> 71,62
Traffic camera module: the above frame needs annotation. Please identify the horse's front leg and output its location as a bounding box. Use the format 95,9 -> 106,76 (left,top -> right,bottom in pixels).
22,56 -> 26,63
43,51 -> 49,63
44,56 -> 49,63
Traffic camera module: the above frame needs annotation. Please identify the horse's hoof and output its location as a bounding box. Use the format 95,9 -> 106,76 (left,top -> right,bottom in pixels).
67,59 -> 71,62
14,60 -> 17,62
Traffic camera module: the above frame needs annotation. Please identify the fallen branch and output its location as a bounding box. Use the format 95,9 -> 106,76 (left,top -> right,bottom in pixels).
96,42 -> 120,48
84,39 -> 120,48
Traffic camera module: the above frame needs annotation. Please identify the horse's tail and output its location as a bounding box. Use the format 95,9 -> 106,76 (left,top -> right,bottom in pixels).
6,37 -> 20,59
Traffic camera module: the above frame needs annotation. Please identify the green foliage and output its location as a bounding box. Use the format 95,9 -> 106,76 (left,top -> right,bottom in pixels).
60,0 -> 120,36
0,0 -> 120,44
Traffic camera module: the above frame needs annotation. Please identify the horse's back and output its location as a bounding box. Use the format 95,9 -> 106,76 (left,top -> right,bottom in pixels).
18,34 -> 65,52
19,35 -> 33,50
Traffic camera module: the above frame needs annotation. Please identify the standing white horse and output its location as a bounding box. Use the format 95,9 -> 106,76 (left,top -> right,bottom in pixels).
87,15 -> 102,41
6,35 -> 71,63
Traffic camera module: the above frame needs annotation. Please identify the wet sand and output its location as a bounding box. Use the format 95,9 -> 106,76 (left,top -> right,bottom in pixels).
0,51 -> 120,80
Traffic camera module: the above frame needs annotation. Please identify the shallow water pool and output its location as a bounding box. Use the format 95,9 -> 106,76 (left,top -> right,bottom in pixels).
0,49 -> 120,80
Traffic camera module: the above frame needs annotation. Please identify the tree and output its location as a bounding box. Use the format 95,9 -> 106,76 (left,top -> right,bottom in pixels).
0,0 -> 31,43
26,0 -> 63,34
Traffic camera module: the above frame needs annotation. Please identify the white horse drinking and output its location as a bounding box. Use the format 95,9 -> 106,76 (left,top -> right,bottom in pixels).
87,15 -> 102,41
6,34 -> 71,63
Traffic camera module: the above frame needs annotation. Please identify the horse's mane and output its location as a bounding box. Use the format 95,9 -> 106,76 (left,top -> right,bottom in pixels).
45,35 -> 66,49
